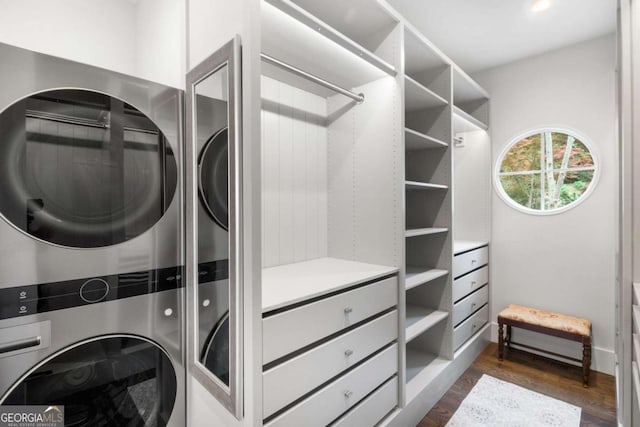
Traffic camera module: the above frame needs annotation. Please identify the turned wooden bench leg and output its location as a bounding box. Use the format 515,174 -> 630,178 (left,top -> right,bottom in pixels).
583,336 -> 591,387
506,325 -> 512,348
498,321 -> 504,361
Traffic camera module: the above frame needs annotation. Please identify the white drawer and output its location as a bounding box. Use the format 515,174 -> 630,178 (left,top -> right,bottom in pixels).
265,344 -> 398,427
453,286 -> 488,326
331,376 -> 398,427
452,266 -> 488,302
263,276 -> 398,365
453,304 -> 488,350
453,246 -> 488,278
263,310 -> 398,418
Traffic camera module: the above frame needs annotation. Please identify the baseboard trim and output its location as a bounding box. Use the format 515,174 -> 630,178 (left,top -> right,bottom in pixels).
489,321 -> 615,375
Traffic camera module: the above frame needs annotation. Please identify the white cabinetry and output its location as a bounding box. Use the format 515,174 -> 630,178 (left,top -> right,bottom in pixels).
262,263 -> 400,425
452,243 -> 490,351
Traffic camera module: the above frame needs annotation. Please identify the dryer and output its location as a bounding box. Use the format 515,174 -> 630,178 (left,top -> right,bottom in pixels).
0,43 -> 185,426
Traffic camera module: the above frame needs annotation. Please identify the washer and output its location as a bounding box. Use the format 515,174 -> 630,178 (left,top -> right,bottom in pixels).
194,95 -> 231,385
0,43 -> 184,426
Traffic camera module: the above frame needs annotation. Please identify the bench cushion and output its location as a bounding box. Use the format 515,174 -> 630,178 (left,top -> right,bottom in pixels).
498,304 -> 591,337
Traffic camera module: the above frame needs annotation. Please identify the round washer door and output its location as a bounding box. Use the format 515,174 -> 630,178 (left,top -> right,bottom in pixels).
0,89 -> 178,248
201,312 -> 229,386
198,127 -> 228,230
1,336 -> 177,427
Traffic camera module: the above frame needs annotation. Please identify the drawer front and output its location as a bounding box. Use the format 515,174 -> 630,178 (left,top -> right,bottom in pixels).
263,310 -> 398,418
452,266 -> 488,302
453,246 -> 488,278
265,344 -> 398,427
331,376 -> 398,427
263,276 -> 398,365
453,286 -> 489,326
453,305 -> 488,350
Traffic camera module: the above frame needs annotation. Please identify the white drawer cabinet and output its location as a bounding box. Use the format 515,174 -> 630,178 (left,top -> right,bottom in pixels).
453,246 -> 488,278
263,310 -> 398,418
265,344 -> 398,427
452,285 -> 489,326
452,266 -> 488,303
263,276 -> 398,364
453,305 -> 488,350
331,376 -> 398,427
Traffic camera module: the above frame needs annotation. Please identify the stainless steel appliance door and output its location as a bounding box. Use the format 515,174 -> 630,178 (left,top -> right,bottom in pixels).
185,36 -> 243,419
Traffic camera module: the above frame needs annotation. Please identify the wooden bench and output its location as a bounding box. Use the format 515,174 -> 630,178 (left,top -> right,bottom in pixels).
497,304 -> 592,387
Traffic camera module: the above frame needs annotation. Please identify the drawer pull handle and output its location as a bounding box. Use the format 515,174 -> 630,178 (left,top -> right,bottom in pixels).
345,349 -> 354,357
471,281 -> 476,285
344,391 -> 353,398
472,324 -> 477,329
471,259 -> 477,264
344,307 -> 353,314
471,303 -> 477,308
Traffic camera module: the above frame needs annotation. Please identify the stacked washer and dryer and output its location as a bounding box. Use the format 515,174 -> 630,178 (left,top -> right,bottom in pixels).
0,43 -> 232,426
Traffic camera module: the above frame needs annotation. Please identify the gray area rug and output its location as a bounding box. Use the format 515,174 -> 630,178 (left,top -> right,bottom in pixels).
446,375 -> 581,426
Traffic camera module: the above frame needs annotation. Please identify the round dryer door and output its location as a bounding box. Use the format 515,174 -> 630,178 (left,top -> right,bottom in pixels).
198,127 -> 228,230
0,89 -> 178,248
1,336 -> 177,427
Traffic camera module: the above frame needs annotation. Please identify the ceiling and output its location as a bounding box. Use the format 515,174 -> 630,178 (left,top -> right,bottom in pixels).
387,0 -> 617,74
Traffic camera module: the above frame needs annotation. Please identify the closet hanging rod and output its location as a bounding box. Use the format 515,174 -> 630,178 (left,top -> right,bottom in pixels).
260,53 -> 364,104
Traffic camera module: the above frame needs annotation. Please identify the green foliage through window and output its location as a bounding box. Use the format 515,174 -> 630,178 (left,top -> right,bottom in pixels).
497,131 -> 596,212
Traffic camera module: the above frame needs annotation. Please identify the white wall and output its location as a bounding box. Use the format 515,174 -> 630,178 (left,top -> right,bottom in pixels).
135,0 -> 186,88
474,34 -> 617,374
0,0 -> 185,88
0,0 -> 137,76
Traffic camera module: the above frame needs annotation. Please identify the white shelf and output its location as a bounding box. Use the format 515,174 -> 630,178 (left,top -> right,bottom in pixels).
404,76 -> 448,112
405,181 -> 448,191
262,257 -> 398,312
263,0 -> 396,95
453,240 -> 488,255
453,106 -> 488,131
404,26 -> 448,77
634,305 -> 640,333
634,282 -> 640,306
405,305 -> 449,342
405,348 -> 450,402
405,267 -> 448,290
453,66 -> 489,105
288,0 -> 399,56
405,227 -> 448,238
405,128 -> 448,150
634,333 -> 640,362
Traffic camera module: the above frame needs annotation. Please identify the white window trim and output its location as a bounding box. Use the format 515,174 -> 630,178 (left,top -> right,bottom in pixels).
494,126 -> 601,216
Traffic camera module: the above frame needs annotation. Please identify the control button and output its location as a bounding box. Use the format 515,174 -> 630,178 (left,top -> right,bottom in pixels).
164,308 -> 173,317
0,286 -> 37,307
79,278 -> 109,304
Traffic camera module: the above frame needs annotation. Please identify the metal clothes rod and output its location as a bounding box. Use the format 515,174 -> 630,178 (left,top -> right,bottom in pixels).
260,53 -> 364,104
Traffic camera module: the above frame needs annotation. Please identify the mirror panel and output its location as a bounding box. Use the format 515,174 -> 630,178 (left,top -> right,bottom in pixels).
186,37 -> 242,418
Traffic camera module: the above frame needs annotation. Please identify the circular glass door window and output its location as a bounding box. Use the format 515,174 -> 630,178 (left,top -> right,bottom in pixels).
0,89 -> 178,248
1,336 -> 177,427
198,128 -> 228,230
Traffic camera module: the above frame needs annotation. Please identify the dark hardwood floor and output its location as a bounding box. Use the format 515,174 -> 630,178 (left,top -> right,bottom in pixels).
417,343 -> 617,426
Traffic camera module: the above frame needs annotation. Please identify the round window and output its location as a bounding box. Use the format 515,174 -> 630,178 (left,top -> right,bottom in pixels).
495,129 -> 598,214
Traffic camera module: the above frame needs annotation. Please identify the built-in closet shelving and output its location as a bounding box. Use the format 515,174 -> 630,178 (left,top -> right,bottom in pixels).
402,24 -> 454,403
260,0 -> 404,423
258,0 -> 491,423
